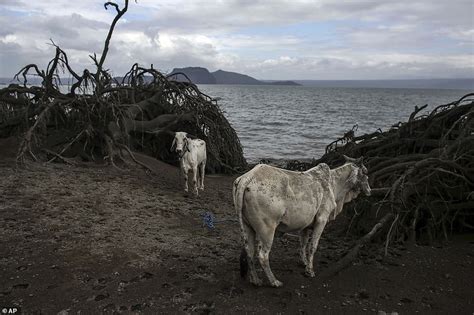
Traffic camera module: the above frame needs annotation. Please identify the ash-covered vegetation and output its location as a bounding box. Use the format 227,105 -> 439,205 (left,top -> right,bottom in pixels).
0,0 -> 246,174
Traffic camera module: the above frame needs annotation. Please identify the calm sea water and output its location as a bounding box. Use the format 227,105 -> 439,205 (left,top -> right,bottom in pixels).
198,85 -> 466,162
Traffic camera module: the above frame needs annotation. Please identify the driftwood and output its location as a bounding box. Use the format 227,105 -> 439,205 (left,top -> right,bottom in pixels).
321,212 -> 395,278
0,0 -> 246,174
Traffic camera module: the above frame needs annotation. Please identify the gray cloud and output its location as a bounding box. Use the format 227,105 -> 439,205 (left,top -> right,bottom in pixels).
0,0 -> 472,80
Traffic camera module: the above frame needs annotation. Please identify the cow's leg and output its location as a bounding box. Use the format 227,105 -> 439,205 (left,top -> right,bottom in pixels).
182,167 -> 189,193
255,223 -> 282,287
242,222 -> 262,286
299,228 -> 311,267
305,214 -> 329,277
192,165 -> 199,196
199,160 -> 206,190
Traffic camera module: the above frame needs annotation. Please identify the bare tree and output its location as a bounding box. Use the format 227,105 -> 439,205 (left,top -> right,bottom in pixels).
0,0 -> 246,173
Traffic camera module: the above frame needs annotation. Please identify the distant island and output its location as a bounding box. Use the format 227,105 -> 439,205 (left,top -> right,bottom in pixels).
168,67 -> 301,86
0,71 -> 472,90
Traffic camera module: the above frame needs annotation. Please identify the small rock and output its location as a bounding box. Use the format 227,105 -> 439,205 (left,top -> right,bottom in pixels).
57,309 -> 70,315
93,285 -> 106,291
358,289 -> 369,299
98,277 -> 109,284
117,282 -> 127,293
141,272 -> 153,279
103,303 -> 115,311
13,283 -> 29,290
131,304 -> 142,311
94,293 -> 109,301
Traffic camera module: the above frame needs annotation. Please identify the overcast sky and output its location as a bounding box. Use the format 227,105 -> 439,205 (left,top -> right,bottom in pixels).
0,0 -> 473,80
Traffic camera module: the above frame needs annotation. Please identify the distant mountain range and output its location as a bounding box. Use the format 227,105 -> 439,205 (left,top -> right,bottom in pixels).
168,67 -> 300,86
1,70 -> 472,90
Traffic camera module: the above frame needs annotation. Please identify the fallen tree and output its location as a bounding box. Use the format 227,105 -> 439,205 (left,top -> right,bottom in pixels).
284,93 -> 474,244
0,0 -> 246,174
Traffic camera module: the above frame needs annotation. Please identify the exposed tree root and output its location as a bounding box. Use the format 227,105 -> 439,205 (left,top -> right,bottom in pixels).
285,93 -> 474,244
0,0 -> 246,174
321,213 -> 395,278
42,148 -> 77,166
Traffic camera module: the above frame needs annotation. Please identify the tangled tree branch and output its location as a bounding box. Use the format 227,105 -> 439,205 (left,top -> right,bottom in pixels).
0,1 -> 246,174
321,212 -> 395,277
285,93 -> 474,243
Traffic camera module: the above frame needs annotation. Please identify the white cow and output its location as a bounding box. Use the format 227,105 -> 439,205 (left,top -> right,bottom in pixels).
233,156 -> 371,287
171,132 -> 207,195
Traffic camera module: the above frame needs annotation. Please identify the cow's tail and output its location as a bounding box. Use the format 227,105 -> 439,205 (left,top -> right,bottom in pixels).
239,248 -> 248,278
233,173 -> 254,279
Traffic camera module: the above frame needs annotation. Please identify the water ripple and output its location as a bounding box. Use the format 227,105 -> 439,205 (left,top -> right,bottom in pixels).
198,85 -> 464,162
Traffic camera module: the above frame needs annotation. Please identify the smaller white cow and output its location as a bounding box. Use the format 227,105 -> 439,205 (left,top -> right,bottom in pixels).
234,156 -> 371,287
171,132 -> 207,195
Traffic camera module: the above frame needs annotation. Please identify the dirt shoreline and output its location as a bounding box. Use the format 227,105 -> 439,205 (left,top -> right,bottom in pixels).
0,154 -> 473,314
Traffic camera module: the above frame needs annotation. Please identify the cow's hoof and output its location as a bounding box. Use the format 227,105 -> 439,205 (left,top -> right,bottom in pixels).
305,270 -> 315,278
299,260 -> 308,267
199,186 -> 205,191
271,280 -> 284,287
250,278 -> 263,287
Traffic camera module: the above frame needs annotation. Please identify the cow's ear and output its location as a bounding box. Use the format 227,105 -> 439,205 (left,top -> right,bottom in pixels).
170,138 -> 176,151
184,138 -> 191,152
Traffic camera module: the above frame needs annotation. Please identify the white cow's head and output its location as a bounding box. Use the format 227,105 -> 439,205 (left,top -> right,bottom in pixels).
344,155 -> 371,197
171,132 -> 190,158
